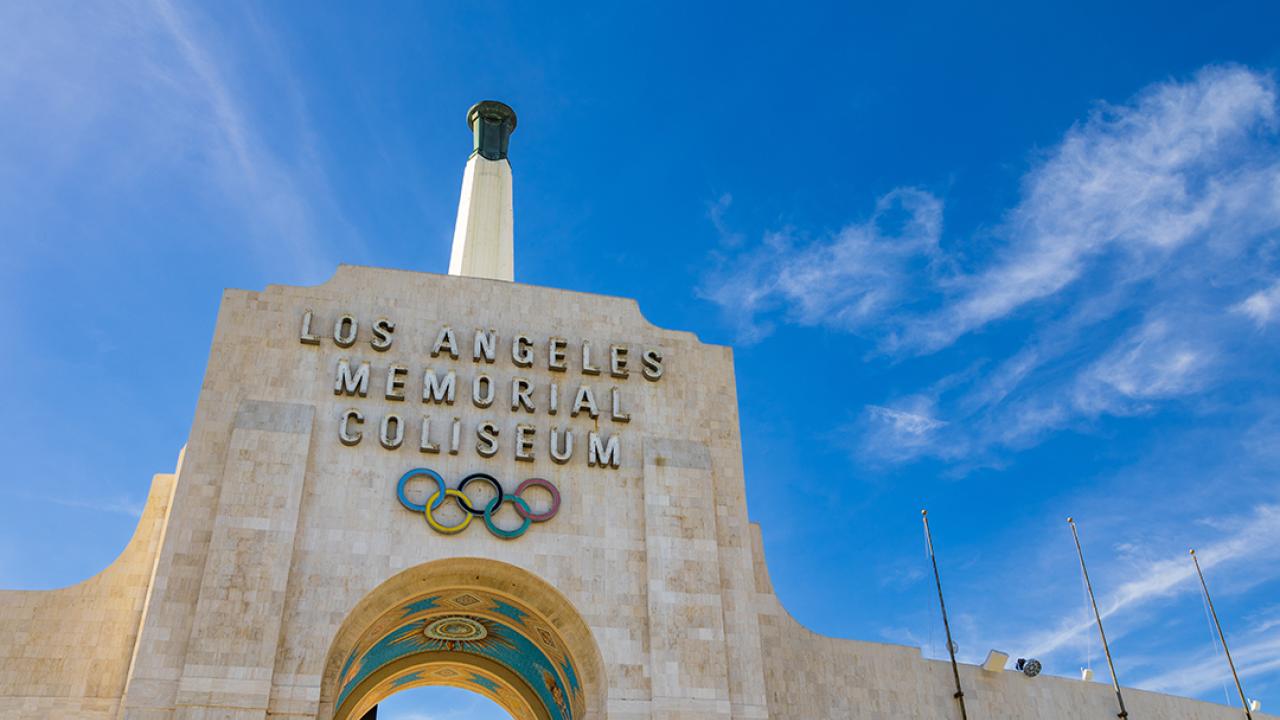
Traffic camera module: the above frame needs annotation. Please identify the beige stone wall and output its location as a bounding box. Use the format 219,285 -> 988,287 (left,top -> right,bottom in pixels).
0,464 -> 177,719
0,265 -> 1269,720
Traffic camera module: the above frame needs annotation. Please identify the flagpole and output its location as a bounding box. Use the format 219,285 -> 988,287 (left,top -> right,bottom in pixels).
923,510 -> 968,720
1190,549 -> 1252,720
1068,517 -> 1129,719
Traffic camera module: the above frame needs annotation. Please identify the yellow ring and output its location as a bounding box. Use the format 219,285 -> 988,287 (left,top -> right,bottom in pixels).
424,489 -> 472,534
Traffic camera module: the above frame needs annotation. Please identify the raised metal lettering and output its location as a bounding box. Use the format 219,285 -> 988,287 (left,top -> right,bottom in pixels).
642,349 -> 664,381
610,387 -> 631,423
512,334 -> 534,367
371,318 -> 395,351
334,359 -> 370,397
423,370 -> 456,405
419,416 -> 440,453
588,432 -> 620,468
548,337 -> 568,372
550,427 -> 573,464
334,314 -> 358,348
473,374 -> 495,408
571,385 -> 599,418
339,409 -> 363,446
476,421 -> 499,457
385,365 -> 407,401
431,326 -> 459,358
515,424 -> 535,461
581,341 -> 601,375
379,413 -> 404,450
512,377 -> 535,412
473,329 -> 496,363
299,310 -> 320,345
610,345 -> 629,378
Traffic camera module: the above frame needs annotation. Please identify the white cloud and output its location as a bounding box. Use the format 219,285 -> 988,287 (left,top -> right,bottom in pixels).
151,0 -> 257,182
1072,316 -> 1215,413
867,404 -> 948,437
1245,604 -> 1280,635
703,65 -> 1280,464
1234,280 -> 1280,327
1015,505 -> 1280,660
0,0 -> 355,279
1135,629 -> 1280,698
860,402 -> 952,462
707,193 -> 743,247
699,188 -> 942,343
902,65 -> 1279,353
706,65 -> 1280,351
2,490 -> 144,518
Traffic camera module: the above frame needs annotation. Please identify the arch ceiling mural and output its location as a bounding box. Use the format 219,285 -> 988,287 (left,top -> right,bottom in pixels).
334,589 -> 583,720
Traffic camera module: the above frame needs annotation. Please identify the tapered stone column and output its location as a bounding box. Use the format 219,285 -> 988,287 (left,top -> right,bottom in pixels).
447,100 -> 517,282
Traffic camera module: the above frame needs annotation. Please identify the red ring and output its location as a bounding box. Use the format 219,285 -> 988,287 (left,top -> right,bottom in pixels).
513,478 -> 560,522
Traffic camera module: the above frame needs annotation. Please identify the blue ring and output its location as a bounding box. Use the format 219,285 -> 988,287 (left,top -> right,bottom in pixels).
397,468 -> 447,512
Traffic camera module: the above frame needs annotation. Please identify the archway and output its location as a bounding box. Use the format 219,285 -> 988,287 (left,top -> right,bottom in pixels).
319,558 -> 606,720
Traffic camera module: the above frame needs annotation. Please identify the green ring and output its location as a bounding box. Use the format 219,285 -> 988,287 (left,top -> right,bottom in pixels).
483,495 -> 532,539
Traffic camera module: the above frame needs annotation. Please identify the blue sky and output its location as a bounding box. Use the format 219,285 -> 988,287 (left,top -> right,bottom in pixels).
3,1 -> 1280,717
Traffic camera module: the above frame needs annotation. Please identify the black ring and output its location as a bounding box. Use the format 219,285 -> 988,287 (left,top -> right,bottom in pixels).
455,472 -> 504,516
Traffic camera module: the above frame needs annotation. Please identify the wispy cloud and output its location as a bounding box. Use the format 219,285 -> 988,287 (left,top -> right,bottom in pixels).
1071,315 -> 1216,413
867,404 -> 947,437
703,65 -> 1280,465
3,490 -> 145,519
0,0 -> 356,280
858,402 -> 950,463
705,66 -> 1280,352
1018,505 -> 1280,660
900,65 -> 1280,354
149,0 -> 357,277
1234,280 -> 1280,327
1137,632 -> 1280,698
707,192 -> 743,248
151,0 -> 257,182
700,187 -> 943,343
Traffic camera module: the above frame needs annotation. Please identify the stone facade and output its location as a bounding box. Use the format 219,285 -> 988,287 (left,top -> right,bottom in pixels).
0,265 -> 1266,719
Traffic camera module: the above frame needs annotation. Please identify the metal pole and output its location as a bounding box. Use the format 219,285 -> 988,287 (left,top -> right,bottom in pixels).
1068,517 -> 1129,719
1191,549 -> 1253,720
923,510 -> 968,720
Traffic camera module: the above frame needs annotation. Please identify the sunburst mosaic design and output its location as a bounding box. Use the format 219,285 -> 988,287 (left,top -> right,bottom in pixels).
423,616 -> 489,644
335,589 -> 583,720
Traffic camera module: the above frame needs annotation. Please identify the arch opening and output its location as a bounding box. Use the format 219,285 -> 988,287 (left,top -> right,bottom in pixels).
320,559 -> 605,720
376,685 -> 513,719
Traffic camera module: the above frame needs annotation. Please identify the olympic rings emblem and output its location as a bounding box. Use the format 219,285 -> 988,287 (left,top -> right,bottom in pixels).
396,468 -> 561,539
